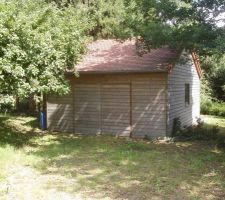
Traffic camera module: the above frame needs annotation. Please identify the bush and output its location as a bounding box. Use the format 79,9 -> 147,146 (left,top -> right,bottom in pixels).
200,75 -> 225,117
201,98 -> 212,114
210,103 -> 225,117
216,136 -> 225,149
177,119 -> 220,140
200,76 -> 214,113
172,117 -> 182,137
173,117 -> 225,149
0,95 -> 15,113
201,101 -> 225,117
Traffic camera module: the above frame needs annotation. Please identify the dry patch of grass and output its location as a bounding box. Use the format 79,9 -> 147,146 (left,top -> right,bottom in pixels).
0,114 -> 225,200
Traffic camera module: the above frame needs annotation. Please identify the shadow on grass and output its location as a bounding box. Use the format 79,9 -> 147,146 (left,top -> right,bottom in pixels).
0,114 -> 225,199
0,114 -> 40,148
30,134 -> 225,199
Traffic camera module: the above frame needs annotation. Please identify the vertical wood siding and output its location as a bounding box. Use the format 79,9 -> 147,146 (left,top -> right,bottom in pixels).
47,92 -> 74,132
101,84 -> 130,136
47,73 -> 167,138
168,52 -> 201,135
74,84 -> 101,134
132,78 -> 167,138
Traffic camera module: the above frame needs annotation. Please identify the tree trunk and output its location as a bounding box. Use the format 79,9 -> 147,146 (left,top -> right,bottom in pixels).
29,93 -> 36,113
15,96 -> 20,111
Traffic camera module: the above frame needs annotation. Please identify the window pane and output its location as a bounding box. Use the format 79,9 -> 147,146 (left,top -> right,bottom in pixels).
185,84 -> 190,105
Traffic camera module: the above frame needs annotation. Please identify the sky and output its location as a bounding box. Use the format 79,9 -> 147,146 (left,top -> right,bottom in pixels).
216,12 -> 225,27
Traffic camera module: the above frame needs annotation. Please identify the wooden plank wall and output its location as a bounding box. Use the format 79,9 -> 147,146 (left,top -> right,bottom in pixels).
101,84 -> 130,136
168,52 -> 201,135
74,84 -> 101,134
132,77 -> 167,138
47,92 -> 74,132
47,73 -> 168,138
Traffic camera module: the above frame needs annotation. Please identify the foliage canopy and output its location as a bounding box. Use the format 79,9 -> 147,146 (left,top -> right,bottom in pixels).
0,0 -> 90,104
0,0 -> 225,107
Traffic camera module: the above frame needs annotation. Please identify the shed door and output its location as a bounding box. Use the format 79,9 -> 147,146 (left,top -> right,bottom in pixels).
101,84 -> 131,136
74,84 -> 101,134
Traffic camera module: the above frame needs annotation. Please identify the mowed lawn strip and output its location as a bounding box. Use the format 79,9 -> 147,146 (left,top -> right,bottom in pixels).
0,114 -> 225,200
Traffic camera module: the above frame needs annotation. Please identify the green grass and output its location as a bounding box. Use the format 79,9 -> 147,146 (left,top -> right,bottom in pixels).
0,114 -> 225,199
201,115 -> 225,134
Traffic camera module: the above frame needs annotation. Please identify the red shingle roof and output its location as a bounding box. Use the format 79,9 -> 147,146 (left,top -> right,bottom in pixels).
75,39 -> 180,74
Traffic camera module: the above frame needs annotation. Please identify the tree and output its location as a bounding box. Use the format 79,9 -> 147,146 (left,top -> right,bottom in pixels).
122,0 -> 225,55
122,0 -> 225,102
37,0 -> 225,54
1,0 -> 225,109
0,0 -> 90,106
202,55 -> 225,101
46,0 -> 134,39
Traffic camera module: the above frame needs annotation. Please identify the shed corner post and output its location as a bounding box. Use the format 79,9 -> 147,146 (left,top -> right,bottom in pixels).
129,81 -> 133,138
73,82 -> 76,134
166,73 -> 170,137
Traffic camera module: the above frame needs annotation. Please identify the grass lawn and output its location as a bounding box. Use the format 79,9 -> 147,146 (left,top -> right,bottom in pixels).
201,115 -> 225,134
0,114 -> 225,200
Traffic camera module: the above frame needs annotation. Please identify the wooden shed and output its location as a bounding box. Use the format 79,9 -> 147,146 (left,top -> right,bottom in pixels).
47,39 -> 202,138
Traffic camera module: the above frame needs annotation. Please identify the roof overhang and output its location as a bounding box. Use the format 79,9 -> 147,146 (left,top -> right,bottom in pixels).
191,52 -> 203,78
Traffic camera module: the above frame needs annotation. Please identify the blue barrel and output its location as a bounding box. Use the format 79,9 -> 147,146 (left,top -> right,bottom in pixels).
40,111 -> 47,130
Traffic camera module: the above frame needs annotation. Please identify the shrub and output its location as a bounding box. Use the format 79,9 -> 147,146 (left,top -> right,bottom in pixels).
210,103 -> 225,117
174,117 -> 225,149
201,99 -> 212,114
0,95 -> 15,113
172,117 -> 182,137
216,136 -> 225,149
177,120 -> 219,140
200,75 -> 225,117
200,76 -> 213,113
201,101 -> 225,117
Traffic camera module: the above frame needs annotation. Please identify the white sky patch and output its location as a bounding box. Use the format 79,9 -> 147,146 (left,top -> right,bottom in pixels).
215,12 -> 225,27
